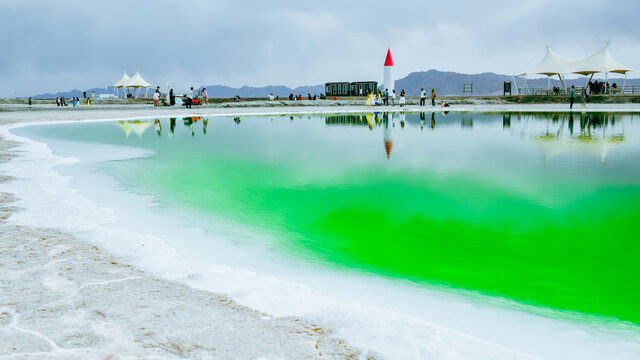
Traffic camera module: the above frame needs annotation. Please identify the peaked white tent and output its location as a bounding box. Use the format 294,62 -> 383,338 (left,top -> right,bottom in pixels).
572,44 -> 633,91
521,47 -> 580,91
112,72 -> 131,97
111,71 -> 153,98
124,72 -> 152,88
526,47 -> 577,77
122,72 -> 153,97
112,71 -> 131,87
520,44 -> 633,93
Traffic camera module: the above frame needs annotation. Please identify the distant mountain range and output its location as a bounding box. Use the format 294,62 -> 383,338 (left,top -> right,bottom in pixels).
194,84 -> 325,98
31,70 -> 640,99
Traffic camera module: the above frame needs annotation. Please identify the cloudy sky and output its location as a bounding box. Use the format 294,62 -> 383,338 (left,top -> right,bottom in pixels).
1,0 -> 639,97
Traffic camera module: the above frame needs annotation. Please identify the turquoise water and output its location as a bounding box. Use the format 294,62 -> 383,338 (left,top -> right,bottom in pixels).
18,112 -> 640,326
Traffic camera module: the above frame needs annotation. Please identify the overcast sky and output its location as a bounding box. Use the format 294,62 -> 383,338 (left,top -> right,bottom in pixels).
1,0 -> 639,97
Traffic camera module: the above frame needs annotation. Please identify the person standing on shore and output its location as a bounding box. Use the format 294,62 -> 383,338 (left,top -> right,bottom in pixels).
420,88 -> 426,106
83,91 -> 86,98
186,87 -> 194,108
384,89 -> 389,106
153,86 -> 160,107
153,90 -> 160,107
391,89 -> 396,106
569,85 -> 575,109
169,89 -> 175,106
366,90 -> 375,106
91,91 -> 94,98
581,87 -> 587,107
399,90 -> 406,107
202,87 -> 208,105
28,97 -> 32,106
431,88 -> 436,106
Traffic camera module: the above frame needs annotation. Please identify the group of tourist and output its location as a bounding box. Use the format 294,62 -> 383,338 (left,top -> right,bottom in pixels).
419,88 -> 437,106
55,96 -> 90,107
366,89 -> 406,107
568,85 -> 590,109
588,80 -> 617,95
553,81 -> 619,97
365,88 -> 439,108
286,93 -> 324,101
152,86 -> 209,107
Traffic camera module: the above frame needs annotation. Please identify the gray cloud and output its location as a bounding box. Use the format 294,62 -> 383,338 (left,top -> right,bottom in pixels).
1,0 -> 639,97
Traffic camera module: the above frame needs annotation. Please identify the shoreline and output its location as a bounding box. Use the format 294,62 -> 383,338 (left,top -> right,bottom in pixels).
2,105 -> 640,359
0,118 -> 362,359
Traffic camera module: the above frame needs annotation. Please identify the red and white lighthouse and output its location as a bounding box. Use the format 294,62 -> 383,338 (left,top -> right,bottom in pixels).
383,49 -> 394,92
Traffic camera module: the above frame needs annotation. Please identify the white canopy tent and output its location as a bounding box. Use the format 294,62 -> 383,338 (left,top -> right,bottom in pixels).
520,44 -> 633,94
112,71 -> 131,97
123,72 -> 153,97
520,47 -> 578,90
111,71 -> 153,98
571,44 -> 633,91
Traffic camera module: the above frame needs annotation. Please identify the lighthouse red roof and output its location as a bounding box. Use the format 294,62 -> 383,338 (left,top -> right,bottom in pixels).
384,49 -> 394,66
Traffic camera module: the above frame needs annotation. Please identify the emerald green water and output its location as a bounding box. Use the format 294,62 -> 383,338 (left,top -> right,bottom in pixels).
19,112 -> 640,326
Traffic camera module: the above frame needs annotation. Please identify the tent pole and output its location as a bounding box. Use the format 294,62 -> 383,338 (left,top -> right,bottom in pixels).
622,73 -> 628,93
605,72 -> 608,94
547,76 -> 550,90
586,74 -> 594,91
558,74 -> 566,91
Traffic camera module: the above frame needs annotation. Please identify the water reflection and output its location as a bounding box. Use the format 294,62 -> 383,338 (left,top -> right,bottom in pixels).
115,112 -> 635,164
154,118 -> 161,136
530,112 -> 627,163
117,120 -> 152,138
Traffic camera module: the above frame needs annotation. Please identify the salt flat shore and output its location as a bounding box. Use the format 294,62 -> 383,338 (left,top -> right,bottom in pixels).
1,103 -> 639,360
0,105 -> 369,359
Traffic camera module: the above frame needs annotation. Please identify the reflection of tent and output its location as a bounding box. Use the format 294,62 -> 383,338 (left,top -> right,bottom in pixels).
117,120 -> 152,138
532,134 -> 624,164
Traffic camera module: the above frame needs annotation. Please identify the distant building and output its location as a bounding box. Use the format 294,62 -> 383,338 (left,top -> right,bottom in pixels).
325,81 -> 378,96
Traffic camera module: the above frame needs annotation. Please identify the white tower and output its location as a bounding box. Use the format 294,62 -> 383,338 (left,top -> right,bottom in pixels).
383,48 -> 394,92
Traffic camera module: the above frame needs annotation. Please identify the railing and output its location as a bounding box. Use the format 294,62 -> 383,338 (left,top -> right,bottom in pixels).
621,85 -> 640,94
518,86 -> 640,95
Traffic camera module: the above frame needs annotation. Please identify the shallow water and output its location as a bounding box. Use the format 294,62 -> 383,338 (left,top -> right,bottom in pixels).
18,111 -> 640,327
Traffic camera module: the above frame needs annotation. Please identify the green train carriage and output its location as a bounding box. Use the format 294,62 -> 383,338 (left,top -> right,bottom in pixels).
325,81 -> 377,96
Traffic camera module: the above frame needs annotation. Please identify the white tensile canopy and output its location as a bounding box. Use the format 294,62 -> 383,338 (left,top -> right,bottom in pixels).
520,44 -> 633,93
112,71 -> 131,88
524,47 -> 578,77
572,44 -> 633,76
124,72 -> 152,88
113,71 -> 153,98
520,47 -> 578,90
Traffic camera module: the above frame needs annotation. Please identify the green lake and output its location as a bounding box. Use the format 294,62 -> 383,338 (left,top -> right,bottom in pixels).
19,111 -> 640,326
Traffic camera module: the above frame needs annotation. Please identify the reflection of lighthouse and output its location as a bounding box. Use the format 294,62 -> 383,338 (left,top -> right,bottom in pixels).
383,49 -> 394,92
383,121 -> 393,159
